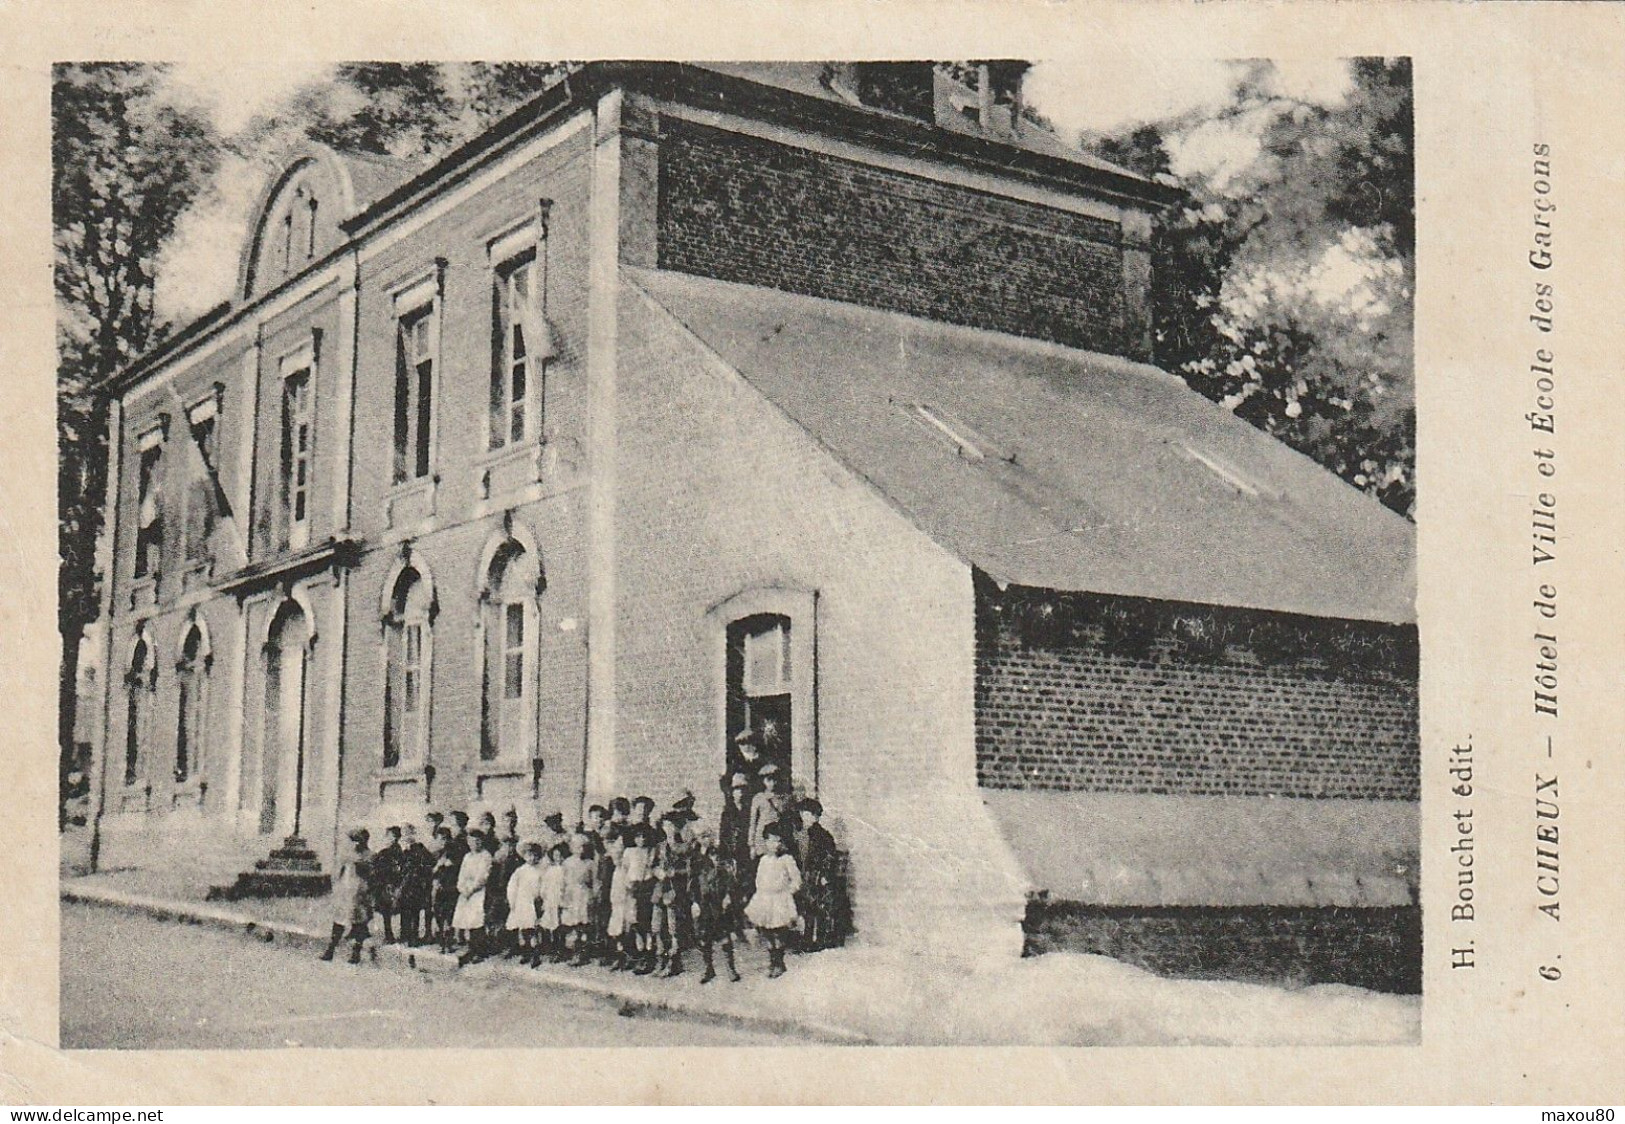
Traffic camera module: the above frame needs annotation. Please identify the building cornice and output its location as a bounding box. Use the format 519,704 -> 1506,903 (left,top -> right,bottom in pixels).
101,61 -> 1182,401
215,535 -> 366,601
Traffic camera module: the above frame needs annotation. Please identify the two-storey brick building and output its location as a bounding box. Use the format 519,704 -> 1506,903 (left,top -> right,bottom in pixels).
89,62 -> 1418,965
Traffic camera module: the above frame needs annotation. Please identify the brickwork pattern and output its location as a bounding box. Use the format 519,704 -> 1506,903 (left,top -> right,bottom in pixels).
656,120 -> 1132,357
975,582 -> 1420,800
1025,902 -> 1422,994
102,132 -> 599,861
338,132 -> 594,839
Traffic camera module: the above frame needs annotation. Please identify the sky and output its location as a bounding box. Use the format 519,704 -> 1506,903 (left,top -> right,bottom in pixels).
152,58 -> 1357,324
1027,57 -> 1352,184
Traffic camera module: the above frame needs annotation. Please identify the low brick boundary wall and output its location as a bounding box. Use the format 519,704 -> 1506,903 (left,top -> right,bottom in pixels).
1024,899 -> 1422,995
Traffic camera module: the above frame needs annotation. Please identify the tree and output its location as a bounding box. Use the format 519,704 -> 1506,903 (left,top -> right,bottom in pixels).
1093,59 -> 1415,516
235,62 -> 577,162
53,63 -> 219,824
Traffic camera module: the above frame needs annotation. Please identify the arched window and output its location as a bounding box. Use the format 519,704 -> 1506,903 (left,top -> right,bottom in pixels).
175,623 -> 211,785
479,541 -> 541,762
124,634 -> 155,787
384,567 -> 434,768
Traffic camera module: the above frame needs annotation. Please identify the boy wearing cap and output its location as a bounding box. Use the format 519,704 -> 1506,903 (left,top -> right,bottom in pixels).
445,810 -> 471,869
399,822 -> 433,947
653,802 -> 700,977
720,771 -> 755,892
750,765 -> 797,860
486,832 -> 521,958
371,825 -> 405,944
429,825 -> 458,950
582,804 -> 613,962
321,829 -> 376,965
692,830 -> 743,983
798,799 -> 840,950
730,728 -> 767,782
626,797 -> 660,974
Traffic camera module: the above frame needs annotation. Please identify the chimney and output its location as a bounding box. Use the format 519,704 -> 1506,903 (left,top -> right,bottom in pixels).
982,61 -> 1032,138
934,61 -> 1032,140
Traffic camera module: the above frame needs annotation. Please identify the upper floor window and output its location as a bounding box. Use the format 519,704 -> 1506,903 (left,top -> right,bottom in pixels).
393,298 -> 438,484
184,394 -> 221,563
490,252 -> 542,450
280,182 -> 321,274
134,426 -> 165,580
280,354 -> 314,550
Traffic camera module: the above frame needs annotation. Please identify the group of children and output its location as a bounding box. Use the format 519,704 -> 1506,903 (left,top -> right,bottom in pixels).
321,767 -> 846,984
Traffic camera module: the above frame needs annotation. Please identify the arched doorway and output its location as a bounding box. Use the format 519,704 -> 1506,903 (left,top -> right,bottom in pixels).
262,600 -> 313,837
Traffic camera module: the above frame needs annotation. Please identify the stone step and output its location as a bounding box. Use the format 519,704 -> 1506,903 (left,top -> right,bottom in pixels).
206,836 -> 332,901
207,869 -> 332,901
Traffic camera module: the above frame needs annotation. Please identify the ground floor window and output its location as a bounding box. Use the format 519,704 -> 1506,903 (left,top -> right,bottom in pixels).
175,624 -> 209,784
384,567 -> 433,769
123,635 -> 154,787
480,540 -> 540,762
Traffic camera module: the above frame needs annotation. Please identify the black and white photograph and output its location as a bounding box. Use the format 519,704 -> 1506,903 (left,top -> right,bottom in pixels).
51,56 -> 1424,1050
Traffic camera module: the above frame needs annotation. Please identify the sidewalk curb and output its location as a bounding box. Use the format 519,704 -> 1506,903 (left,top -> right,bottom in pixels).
62,882 -> 873,1045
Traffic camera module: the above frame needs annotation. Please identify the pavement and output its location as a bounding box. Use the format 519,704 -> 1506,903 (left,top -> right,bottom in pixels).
60,900 -> 796,1048
60,877 -> 872,1047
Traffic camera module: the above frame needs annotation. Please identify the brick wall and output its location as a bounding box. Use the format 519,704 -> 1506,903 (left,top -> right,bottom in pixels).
1025,902 -> 1422,994
338,127 -> 595,843
101,126 -> 599,864
975,577 -> 1420,800
349,127 -> 593,542
656,119 -> 1136,358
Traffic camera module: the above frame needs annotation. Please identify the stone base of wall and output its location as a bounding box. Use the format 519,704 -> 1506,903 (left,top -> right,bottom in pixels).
1024,900 -> 1422,995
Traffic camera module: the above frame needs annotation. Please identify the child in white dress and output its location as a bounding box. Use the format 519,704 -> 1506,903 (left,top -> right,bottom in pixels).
452,831 -> 493,965
745,823 -> 802,978
537,842 -> 568,963
506,842 -> 545,966
560,834 -> 597,966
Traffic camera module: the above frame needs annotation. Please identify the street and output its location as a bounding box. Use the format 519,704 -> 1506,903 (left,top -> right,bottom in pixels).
60,902 -> 796,1048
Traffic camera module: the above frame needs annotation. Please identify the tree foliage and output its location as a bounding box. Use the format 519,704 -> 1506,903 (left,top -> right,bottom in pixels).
235,62 -> 577,161
1095,59 -> 1415,516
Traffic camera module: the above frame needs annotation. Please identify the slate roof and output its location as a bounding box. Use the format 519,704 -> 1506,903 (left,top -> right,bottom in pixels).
629,268 -> 1416,625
